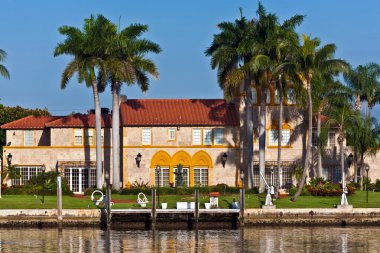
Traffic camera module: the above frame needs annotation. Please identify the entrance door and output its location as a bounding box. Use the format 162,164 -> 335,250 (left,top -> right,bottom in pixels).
64,167 -> 96,194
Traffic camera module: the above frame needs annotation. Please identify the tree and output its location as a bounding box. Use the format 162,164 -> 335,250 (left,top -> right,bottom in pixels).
344,63 -> 380,115
346,114 -> 380,187
205,9 -> 256,188
0,49 -> 10,80
54,15 -> 112,189
291,35 -> 348,201
101,22 -> 161,190
323,102 -> 359,196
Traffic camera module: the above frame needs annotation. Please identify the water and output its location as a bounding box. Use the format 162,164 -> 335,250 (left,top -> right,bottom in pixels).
0,226 -> 378,252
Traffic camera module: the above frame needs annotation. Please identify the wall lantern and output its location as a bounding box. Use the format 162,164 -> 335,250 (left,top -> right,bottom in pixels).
7,153 -> 12,166
136,153 -> 142,168
347,153 -> 354,168
221,153 -> 228,168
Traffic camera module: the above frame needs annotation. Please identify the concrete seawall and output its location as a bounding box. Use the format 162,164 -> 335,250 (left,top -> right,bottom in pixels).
1,208 -> 380,228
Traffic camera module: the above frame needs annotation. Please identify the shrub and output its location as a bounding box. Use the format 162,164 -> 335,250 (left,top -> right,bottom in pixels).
306,178 -> 356,196
119,185 -> 245,195
375,179 -> 380,192
288,186 -> 310,196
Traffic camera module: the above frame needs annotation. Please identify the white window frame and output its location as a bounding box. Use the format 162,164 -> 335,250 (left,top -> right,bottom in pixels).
24,130 -> 34,146
274,88 -> 280,104
251,87 -> 257,104
213,128 -> 223,145
194,167 -> 209,186
11,166 -> 42,185
74,129 -> 83,145
85,129 -> 94,146
168,128 -> 176,141
142,128 -> 152,145
155,167 -> 170,187
192,128 -> 202,145
287,88 -> 296,105
269,128 -> 291,146
173,167 -> 189,187
328,132 -> 336,147
203,129 -> 212,145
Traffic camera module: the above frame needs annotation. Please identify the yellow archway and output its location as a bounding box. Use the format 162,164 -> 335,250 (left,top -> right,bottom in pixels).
192,151 -> 213,168
171,151 -> 192,167
149,151 -> 171,186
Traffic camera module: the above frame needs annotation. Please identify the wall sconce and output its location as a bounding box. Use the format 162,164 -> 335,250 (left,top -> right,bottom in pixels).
222,153 -> 228,168
7,153 -> 12,166
136,153 -> 142,168
177,126 -> 180,131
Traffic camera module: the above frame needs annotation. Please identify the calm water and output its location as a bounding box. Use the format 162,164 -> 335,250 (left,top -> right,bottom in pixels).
0,226 -> 378,252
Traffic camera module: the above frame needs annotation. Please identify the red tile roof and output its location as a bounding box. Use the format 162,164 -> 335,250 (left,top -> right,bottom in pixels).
45,114 -> 112,128
1,116 -> 61,129
120,99 -> 239,126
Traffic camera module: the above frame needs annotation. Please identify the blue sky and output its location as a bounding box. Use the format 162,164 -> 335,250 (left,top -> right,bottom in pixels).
1,0 -> 380,118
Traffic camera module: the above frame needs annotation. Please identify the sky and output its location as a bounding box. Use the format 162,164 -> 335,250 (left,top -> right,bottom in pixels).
1,0 -> 380,118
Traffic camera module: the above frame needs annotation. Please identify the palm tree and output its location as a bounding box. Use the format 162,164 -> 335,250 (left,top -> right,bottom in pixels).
205,9 -> 256,188
346,114 -> 380,187
344,63 -> 380,115
54,15 -> 112,189
323,102 -> 359,204
0,49 -> 10,79
311,72 -> 351,178
291,35 -> 348,201
102,22 -> 161,190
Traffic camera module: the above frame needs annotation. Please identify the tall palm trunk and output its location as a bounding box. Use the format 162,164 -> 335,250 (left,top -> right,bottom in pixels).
112,81 -> 121,190
276,75 -> 283,195
353,152 -> 358,183
316,111 -> 322,178
92,81 -> 103,189
355,93 -> 362,111
259,87 -> 268,193
245,79 -> 254,189
338,133 -> 345,190
292,79 -> 312,201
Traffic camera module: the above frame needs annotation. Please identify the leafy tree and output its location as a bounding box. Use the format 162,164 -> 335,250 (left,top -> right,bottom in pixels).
54,15 -> 113,189
0,49 -> 10,79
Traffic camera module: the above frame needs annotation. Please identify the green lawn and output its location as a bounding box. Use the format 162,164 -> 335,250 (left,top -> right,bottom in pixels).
0,191 -> 378,209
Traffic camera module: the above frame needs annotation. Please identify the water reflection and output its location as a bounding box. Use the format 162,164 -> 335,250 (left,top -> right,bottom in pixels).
0,226 -> 378,252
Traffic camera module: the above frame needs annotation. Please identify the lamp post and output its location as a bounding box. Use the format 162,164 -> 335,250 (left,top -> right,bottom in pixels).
155,165 -> 161,207
42,164 -> 46,204
239,170 -> 245,225
240,170 -> 245,189
365,165 -> 370,204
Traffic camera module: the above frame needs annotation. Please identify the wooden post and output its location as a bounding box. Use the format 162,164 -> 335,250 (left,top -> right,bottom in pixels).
57,175 -> 63,225
239,188 -> 245,226
106,185 -> 111,228
195,189 -> 199,223
152,189 -> 156,229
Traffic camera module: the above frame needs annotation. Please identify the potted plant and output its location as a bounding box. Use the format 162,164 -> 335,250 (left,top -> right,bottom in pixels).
161,199 -> 168,209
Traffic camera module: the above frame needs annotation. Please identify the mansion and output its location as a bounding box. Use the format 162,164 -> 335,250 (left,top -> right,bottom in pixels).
1,95 -> 379,194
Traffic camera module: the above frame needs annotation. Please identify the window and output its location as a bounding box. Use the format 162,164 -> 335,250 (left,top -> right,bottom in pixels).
192,129 -> 202,145
12,166 -> 42,185
74,129 -> 83,145
328,132 -> 336,147
203,129 -> 212,145
214,128 -> 223,145
142,128 -> 151,145
287,88 -> 296,104
194,168 -> 208,186
251,87 -> 257,104
312,132 -> 318,147
168,128 -> 176,141
155,167 -> 170,186
24,130 -> 34,146
322,167 -> 329,180
173,167 -> 189,187
269,127 -> 291,146
64,167 -> 96,193
85,129 -> 93,146
274,88 -> 280,104
266,90 -> 271,104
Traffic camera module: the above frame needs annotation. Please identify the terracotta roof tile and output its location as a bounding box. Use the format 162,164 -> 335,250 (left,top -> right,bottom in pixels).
45,114 -> 112,128
120,99 -> 239,126
1,116 -> 61,129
